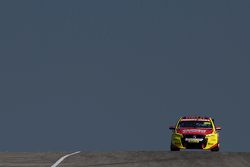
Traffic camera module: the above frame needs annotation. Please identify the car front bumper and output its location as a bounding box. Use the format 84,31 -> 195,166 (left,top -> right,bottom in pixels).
171,133 -> 219,150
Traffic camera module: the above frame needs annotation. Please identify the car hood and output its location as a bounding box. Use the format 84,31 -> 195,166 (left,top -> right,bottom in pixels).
176,128 -> 213,135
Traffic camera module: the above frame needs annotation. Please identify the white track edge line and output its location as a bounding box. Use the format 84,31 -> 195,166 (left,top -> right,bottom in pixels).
51,151 -> 81,167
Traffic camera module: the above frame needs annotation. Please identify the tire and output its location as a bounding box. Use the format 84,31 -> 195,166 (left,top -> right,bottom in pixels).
170,144 -> 180,151
211,146 -> 220,152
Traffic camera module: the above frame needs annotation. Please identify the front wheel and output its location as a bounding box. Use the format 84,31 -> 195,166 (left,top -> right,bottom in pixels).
211,145 -> 220,152
170,144 -> 180,151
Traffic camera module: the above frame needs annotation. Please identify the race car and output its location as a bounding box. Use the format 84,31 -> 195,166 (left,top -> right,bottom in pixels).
169,116 -> 221,151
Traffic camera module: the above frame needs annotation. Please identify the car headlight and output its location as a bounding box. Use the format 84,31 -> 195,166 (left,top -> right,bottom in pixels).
174,133 -> 183,138
206,134 -> 216,137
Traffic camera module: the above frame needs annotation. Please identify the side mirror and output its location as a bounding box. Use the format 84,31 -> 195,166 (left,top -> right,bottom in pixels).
169,126 -> 175,130
216,126 -> 221,130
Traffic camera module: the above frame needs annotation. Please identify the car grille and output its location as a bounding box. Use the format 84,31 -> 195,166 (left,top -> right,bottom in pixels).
181,134 -> 207,149
183,134 -> 204,138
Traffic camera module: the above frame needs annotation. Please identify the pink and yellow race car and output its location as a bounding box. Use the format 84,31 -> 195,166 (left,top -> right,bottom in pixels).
169,116 -> 221,151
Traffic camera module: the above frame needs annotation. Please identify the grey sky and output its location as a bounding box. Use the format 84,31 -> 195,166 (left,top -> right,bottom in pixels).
0,0 -> 249,152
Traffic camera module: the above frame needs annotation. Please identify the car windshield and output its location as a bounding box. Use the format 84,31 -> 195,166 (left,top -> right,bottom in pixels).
178,121 -> 212,128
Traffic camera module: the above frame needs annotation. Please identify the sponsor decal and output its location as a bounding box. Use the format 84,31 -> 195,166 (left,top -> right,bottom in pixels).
182,129 -> 206,133
185,138 -> 203,143
181,119 -> 210,121
177,128 -> 213,135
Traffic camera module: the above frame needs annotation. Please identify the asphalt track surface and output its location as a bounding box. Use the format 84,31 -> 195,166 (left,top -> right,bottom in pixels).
0,151 -> 249,167
0,152 -> 65,167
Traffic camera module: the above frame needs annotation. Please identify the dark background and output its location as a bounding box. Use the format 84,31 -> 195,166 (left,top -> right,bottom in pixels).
0,0 -> 249,152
